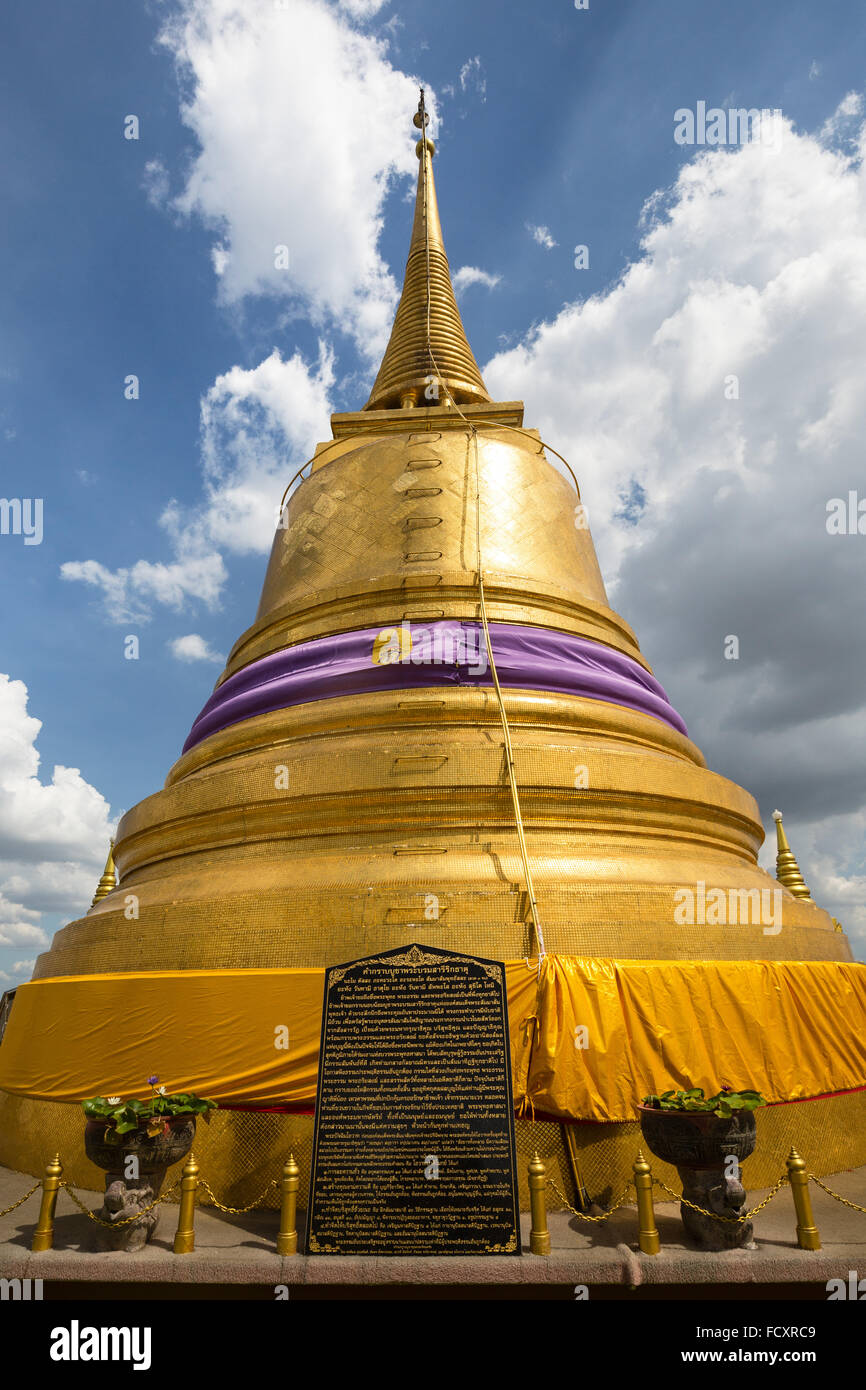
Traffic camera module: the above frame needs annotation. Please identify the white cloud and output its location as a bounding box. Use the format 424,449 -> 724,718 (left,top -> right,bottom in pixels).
486,98 -> 866,960
380,13 -> 403,43
142,158 -> 170,208
0,676 -> 114,955
809,61 -> 821,81
62,345 -> 334,620
170,633 -> 225,664
458,56 -> 486,103
0,676 -> 114,858
0,893 -> 46,948
527,223 -> 557,250
197,345 -> 336,555
159,0 -> 425,358
64,2 -> 433,626
61,552 -> 228,626
12,959 -> 35,975
820,90 -> 863,142
336,0 -> 389,17
452,265 -> 501,296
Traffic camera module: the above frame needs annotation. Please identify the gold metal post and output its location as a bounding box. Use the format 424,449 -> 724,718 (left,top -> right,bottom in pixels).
528,1151 -> 551,1255
633,1149 -> 660,1255
787,1147 -> 821,1250
173,1152 -> 198,1254
31,1154 -> 63,1252
277,1153 -> 300,1255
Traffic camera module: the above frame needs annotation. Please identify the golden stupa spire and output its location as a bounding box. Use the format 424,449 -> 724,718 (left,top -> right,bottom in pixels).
772,810 -> 813,901
90,839 -> 116,906
363,89 -> 492,412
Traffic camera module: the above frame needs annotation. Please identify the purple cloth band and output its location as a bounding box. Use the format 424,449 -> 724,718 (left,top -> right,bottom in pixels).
182,621 -> 687,753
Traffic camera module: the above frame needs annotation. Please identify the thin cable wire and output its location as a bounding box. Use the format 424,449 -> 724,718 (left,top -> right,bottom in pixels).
469,429 -> 545,957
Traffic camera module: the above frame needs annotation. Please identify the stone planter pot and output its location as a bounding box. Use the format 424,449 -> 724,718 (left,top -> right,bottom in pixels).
637,1104 -> 757,1250
83,1115 -> 196,1252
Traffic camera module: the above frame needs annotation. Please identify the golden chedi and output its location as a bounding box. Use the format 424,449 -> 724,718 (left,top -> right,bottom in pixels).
1,95 -> 864,1207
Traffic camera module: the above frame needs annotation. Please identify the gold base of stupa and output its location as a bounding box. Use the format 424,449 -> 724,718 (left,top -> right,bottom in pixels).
28,679 -> 853,978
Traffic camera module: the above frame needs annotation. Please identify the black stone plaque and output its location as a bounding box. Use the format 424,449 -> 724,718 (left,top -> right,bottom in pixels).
305,943 -> 520,1255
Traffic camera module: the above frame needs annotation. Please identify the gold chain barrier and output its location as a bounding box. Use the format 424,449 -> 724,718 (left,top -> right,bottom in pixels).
546,1178 -> 634,1223
545,1151 -> 659,1253
197,1177 -> 279,1214
525,1145 -> 865,1256
652,1171 -> 789,1225
22,1150 -> 302,1255
531,1152 -> 648,1255
59,1178 -> 182,1227
807,1173 -> 866,1216
15,1144 -> 865,1259
173,1152 -> 304,1255
0,1180 -> 41,1219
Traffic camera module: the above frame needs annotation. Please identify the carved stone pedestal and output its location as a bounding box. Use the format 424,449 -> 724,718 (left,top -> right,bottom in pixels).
638,1103 -> 758,1252
82,1115 -> 195,1253
81,1173 -> 164,1253
679,1165 -> 755,1251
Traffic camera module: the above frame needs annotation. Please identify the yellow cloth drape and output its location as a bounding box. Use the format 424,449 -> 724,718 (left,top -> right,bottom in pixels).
0,958 -> 864,1120
507,957 -> 866,1120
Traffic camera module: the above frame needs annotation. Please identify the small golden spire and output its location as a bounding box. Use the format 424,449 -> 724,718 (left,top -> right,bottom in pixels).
364,89 -> 491,412
91,839 -> 117,906
772,811 -> 812,901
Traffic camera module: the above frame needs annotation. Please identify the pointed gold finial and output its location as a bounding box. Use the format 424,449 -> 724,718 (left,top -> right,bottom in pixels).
91,838 -> 117,906
772,810 -> 812,901
363,89 -> 491,412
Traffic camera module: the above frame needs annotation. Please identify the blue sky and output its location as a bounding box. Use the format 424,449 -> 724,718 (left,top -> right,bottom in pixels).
2,0 -> 865,978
